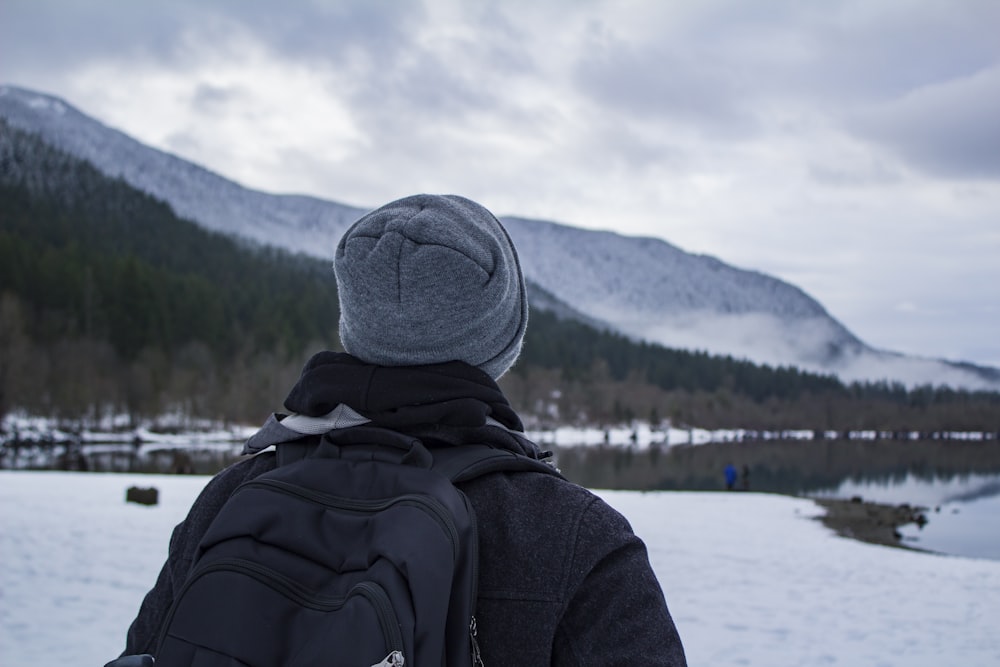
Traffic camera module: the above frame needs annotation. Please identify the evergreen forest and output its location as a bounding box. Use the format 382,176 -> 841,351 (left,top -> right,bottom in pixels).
2,119 -> 998,433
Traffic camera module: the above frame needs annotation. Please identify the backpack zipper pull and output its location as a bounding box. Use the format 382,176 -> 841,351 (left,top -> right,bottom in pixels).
370,650 -> 404,667
470,616 -> 485,667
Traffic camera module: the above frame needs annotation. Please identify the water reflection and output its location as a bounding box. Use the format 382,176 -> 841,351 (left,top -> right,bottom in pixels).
897,492 -> 1000,560
0,440 -> 244,475
809,471 -> 1000,560
6,436 -> 998,559
811,472 -> 1000,507
7,438 -> 1000,501
551,439 -> 1000,496
550,440 -> 1000,561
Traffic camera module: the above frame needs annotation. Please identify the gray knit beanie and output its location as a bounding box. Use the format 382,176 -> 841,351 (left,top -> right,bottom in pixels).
334,194 -> 528,379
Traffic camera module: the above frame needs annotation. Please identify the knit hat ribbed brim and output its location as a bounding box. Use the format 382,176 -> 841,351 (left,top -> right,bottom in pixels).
334,194 -> 528,379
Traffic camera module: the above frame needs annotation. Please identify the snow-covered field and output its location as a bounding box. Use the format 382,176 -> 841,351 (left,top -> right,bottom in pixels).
1,471 -> 998,666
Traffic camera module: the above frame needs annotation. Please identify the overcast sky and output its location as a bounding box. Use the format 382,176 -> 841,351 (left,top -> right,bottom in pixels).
2,0 -> 999,368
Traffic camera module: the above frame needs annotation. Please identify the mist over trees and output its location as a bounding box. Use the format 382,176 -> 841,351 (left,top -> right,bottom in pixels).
2,119 -> 998,433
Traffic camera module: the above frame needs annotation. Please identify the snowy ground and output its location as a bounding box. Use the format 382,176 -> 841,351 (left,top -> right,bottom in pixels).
1,471 -> 998,666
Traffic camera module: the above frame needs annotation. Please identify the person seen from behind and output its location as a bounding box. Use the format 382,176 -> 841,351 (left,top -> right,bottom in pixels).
118,194 -> 687,665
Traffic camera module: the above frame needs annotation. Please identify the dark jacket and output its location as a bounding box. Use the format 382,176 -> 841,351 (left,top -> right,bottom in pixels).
123,354 -> 687,666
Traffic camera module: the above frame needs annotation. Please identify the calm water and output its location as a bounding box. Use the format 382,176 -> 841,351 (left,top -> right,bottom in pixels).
550,440 -> 1000,562
813,473 -> 1000,561
7,438 -> 999,561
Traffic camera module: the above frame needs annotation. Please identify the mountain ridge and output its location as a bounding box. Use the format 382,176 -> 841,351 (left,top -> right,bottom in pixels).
3,84 -> 997,391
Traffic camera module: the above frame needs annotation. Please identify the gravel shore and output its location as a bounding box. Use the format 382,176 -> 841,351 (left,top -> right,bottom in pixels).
813,496 -> 931,551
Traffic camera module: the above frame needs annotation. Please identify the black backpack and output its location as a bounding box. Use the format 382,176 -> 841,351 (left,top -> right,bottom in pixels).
151,426 -> 559,667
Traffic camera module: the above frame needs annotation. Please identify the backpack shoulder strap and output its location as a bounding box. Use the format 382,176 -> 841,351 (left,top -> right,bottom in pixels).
275,431 -> 563,483
275,435 -> 322,467
429,444 -> 563,484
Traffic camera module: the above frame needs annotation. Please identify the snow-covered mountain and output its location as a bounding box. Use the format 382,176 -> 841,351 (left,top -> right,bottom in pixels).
0,86 -> 366,256
499,217 -> 1000,390
2,84 -> 998,391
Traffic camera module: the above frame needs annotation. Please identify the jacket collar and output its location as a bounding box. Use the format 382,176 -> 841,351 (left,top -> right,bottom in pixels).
244,352 -> 540,459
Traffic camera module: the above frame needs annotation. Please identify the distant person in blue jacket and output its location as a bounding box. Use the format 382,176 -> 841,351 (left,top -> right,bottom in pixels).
725,463 -> 738,490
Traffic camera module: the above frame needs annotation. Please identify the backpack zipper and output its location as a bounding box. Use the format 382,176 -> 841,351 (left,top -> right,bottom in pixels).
354,581 -> 406,656
462,492 -> 485,666
470,616 -> 485,667
370,650 -> 405,667
238,478 -> 461,561
155,557 -> 404,656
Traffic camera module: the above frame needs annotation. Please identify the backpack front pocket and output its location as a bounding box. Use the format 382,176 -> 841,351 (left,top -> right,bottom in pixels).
157,558 -> 405,667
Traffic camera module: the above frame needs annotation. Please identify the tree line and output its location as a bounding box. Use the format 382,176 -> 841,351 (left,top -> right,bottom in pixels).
2,119 -> 998,433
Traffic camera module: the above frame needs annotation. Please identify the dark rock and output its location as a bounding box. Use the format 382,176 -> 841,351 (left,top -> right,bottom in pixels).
126,486 -> 159,506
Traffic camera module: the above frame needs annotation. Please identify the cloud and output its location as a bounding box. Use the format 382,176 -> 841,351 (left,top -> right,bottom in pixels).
570,17 -> 760,138
190,83 -> 244,112
0,0 -> 422,65
790,2 -> 1000,100
847,66 -> 1000,179
808,160 -> 902,188
2,0 -> 999,369
227,0 -> 424,65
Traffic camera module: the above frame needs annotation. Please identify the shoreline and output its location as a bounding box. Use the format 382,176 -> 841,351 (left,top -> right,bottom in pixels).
811,496 -> 931,552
